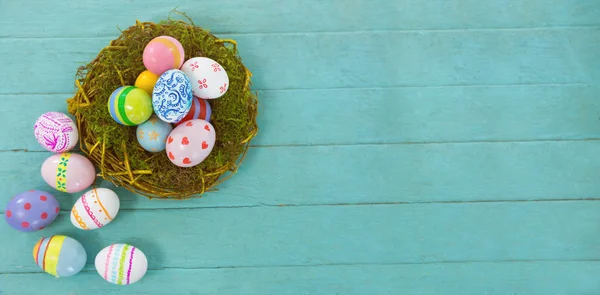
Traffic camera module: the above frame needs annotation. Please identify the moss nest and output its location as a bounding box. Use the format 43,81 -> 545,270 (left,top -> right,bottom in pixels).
66,15 -> 258,199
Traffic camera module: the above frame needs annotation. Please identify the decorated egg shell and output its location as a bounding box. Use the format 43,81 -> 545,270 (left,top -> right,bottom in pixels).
134,70 -> 159,95
136,115 -> 173,152
143,35 -> 185,76
70,188 -> 120,230
108,86 -> 154,126
152,69 -> 193,123
41,152 -> 96,193
33,235 -> 87,278
175,96 -> 212,126
34,112 -> 78,153
181,57 -> 229,99
165,119 -> 216,168
5,190 -> 59,232
95,243 -> 148,285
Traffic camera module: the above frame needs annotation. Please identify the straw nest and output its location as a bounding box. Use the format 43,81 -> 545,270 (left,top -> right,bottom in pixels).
66,14 -> 258,199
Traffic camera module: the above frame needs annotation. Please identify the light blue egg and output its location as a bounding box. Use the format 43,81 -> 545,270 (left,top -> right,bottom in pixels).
33,235 -> 87,278
136,115 -> 174,152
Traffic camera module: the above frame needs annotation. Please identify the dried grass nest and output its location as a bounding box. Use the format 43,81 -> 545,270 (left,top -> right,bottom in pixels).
66,15 -> 259,199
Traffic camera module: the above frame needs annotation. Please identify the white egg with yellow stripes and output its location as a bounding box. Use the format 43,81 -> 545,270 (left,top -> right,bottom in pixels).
95,243 -> 148,285
70,188 -> 120,230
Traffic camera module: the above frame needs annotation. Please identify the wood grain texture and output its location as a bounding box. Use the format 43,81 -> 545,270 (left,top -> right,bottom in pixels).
0,0 -> 599,294
2,202 -> 600,273
2,84 -> 600,151
1,28 -> 599,94
1,141 -> 600,210
1,0 -> 599,38
1,262 -> 599,295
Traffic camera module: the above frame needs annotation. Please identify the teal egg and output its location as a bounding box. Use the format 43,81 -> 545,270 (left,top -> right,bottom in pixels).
136,115 -> 173,152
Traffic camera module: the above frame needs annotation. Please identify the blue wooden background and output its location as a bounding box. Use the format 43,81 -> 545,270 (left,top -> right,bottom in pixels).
1,0 -> 600,294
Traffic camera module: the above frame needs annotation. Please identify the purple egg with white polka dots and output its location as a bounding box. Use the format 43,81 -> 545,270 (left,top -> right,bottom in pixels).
5,190 -> 60,232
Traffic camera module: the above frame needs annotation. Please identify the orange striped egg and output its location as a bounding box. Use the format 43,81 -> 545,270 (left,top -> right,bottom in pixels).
143,35 -> 185,75
33,235 -> 87,278
70,188 -> 120,230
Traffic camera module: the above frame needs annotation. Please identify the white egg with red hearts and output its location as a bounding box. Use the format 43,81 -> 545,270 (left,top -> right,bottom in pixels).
165,119 -> 216,167
70,188 -> 120,230
181,57 -> 229,99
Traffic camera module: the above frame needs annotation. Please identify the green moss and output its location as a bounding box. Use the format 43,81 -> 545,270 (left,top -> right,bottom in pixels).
67,15 -> 258,199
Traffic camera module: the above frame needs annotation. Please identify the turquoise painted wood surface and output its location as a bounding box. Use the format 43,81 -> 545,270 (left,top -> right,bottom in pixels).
1,0 -> 599,294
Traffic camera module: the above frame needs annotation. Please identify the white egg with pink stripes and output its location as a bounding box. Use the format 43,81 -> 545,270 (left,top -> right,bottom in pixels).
95,243 -> 148,285
70,188 -> 120,230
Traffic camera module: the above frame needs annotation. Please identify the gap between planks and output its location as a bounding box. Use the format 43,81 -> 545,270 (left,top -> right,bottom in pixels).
2,136 -> 600,153
1,198 -> 600,215
3,259 -> 600,275
0,82 -> 593,96
0,25 -> 599,40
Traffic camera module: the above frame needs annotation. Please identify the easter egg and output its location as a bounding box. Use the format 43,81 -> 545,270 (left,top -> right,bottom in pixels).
95,243 -> 148,285
70,188 -> 120,230
41,152 -> 96,193
181,57 -> 229,99
33,235 -> 87,278
134,70 -> 159,95
136,115 -> 173,152
108,86 -> 153,126
4,190 -> 59,232
165,119 -> 216,167
143,35 -> 185,75
152,69 -> 193,123
175,96 -> 212,126
34,112 -> 78,153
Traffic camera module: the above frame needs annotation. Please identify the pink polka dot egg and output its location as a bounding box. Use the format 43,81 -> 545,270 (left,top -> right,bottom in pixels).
143,35 -> 185,76
4,190 -> 60,232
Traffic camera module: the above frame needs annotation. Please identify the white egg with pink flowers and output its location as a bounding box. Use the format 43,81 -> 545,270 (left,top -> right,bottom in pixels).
181,57 -> 229,99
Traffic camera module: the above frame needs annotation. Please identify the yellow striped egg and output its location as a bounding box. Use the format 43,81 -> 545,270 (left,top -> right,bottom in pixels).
95,244 -> 148,285
70,188 -> 120,230
33,235 -> 87,278
108,86 -> 153,126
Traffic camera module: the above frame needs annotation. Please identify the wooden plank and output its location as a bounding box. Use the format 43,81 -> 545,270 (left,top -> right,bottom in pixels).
1,0 -> 599,38
3,84 -> 600,151
1,261 -> 598,294
1,202 -> 599,273
1,28 -> 599,94
1,140 -> 599,209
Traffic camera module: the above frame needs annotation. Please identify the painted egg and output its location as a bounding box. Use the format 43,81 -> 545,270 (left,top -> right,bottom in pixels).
143,35 -> 185,75
70,188 -> 120,230
33,235 -> 87,278
4,190 -> 59,232
134,70 -> 159,95
165,119 -> 216,167
181,57 -> 229,99
34,112 -> 78,153
136,115 -> 173,152
152,69 -> 193,123
95,243 -> 148,285
108,86 -> 154,126
41,152 -> 96,193
174,96 -> 212,126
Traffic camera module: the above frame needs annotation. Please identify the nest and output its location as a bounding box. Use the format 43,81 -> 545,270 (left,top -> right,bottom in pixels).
66,14 -> 259,199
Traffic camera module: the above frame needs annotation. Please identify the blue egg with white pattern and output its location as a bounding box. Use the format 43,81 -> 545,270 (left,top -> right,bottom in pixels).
136,115 -> 173,152
152,69 -> 193,124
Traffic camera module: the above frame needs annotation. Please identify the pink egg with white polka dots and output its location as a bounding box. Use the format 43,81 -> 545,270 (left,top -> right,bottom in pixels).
165,119 -> 216,167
